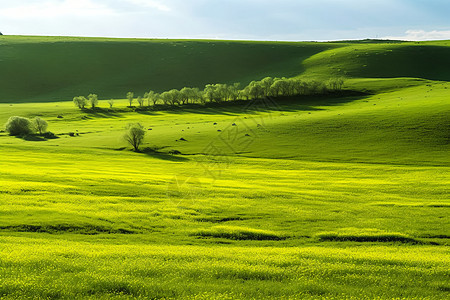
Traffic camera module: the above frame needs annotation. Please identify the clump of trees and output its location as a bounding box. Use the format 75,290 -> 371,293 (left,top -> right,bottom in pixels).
73,96 -> 88,109
5,116 -> 34,136
4,116 -> 49,136
123,123 -> 146,152
73,94 -> 98,109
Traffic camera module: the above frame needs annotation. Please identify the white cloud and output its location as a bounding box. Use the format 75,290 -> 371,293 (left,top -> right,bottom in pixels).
0,0 -> 117,18
124,0 -> 171,12
384,30 -> 450,41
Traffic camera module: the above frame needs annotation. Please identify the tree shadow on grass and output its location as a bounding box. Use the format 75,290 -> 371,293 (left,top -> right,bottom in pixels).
81,107 -> 124,118
20,135 -> 47,141
132,90 -> 372,116
141,147 -> 190,162
134,109 -> 164,116
17,133 -> 59,141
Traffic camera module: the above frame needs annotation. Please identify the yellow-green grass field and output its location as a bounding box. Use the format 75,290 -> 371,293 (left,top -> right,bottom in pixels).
0,36 -> 449,299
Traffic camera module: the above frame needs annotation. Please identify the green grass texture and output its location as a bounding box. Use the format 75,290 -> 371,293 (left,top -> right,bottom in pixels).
0,36 -> 449,299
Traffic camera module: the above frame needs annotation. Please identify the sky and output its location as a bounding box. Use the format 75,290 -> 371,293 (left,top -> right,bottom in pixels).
0,0 -> 449,41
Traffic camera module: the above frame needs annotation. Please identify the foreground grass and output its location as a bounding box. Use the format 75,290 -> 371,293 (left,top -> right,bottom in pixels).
1,235 -> 448,299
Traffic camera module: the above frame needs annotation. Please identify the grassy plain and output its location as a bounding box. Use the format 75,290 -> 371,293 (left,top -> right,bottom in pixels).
0,36 -> 449,299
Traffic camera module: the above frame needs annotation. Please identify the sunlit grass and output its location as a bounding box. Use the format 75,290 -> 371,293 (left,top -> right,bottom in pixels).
0,39 -> 449,298
1,235 -> 448,299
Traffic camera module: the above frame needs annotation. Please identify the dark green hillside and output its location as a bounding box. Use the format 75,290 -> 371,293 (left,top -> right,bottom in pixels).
0,36 -> 332,102
1,36 -> 449,103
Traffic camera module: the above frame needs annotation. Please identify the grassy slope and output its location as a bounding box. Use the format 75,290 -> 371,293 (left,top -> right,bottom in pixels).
302,40 -> 450,80
0,83 -> 448,298
0,37 -> 449,299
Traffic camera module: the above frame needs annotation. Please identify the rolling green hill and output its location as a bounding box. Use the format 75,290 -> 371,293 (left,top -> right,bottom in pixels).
302,41 -> 450,80
1,36 -> 449,103
0,36 -> 449,299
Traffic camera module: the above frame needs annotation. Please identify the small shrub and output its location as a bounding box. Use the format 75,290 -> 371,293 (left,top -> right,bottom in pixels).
43,132 -> 58,139
4,116 -> 34,136
169,150 -> 182,155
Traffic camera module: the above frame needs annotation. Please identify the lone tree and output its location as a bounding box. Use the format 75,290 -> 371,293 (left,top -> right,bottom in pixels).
5,116 -> 33,136
124,123 -> 146,152
33,117 -> 48,135
88,93 -> 98,109
127,92 -> 134,107
108,99 -> 114,108
0,32 -> 3,36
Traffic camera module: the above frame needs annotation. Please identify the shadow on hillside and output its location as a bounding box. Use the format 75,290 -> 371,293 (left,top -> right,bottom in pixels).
20,135 -> 47,141
0,224 -> 136,235
134,109 -> 164,116
16,132 -> 59,141
78,90 -> 372,117
81,107 -> 123,118
141,147 -> 190,162
151,90 -> 372,115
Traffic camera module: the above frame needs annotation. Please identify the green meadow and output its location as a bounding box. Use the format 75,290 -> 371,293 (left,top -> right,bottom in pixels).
0,36 -> 449,299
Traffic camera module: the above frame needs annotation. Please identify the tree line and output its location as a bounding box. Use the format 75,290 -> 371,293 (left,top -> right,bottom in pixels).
73,77 -> 345,109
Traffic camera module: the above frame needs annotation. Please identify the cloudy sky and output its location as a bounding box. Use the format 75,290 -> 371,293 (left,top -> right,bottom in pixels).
0,0 -> 449,41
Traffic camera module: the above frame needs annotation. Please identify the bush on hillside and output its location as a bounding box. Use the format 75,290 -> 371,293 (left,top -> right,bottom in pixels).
43,131 -> 58,139
5,116 -> 34,136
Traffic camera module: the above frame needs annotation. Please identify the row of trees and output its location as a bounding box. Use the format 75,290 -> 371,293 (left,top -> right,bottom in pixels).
74,77 -> 345,110
128,77 -> 345,108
